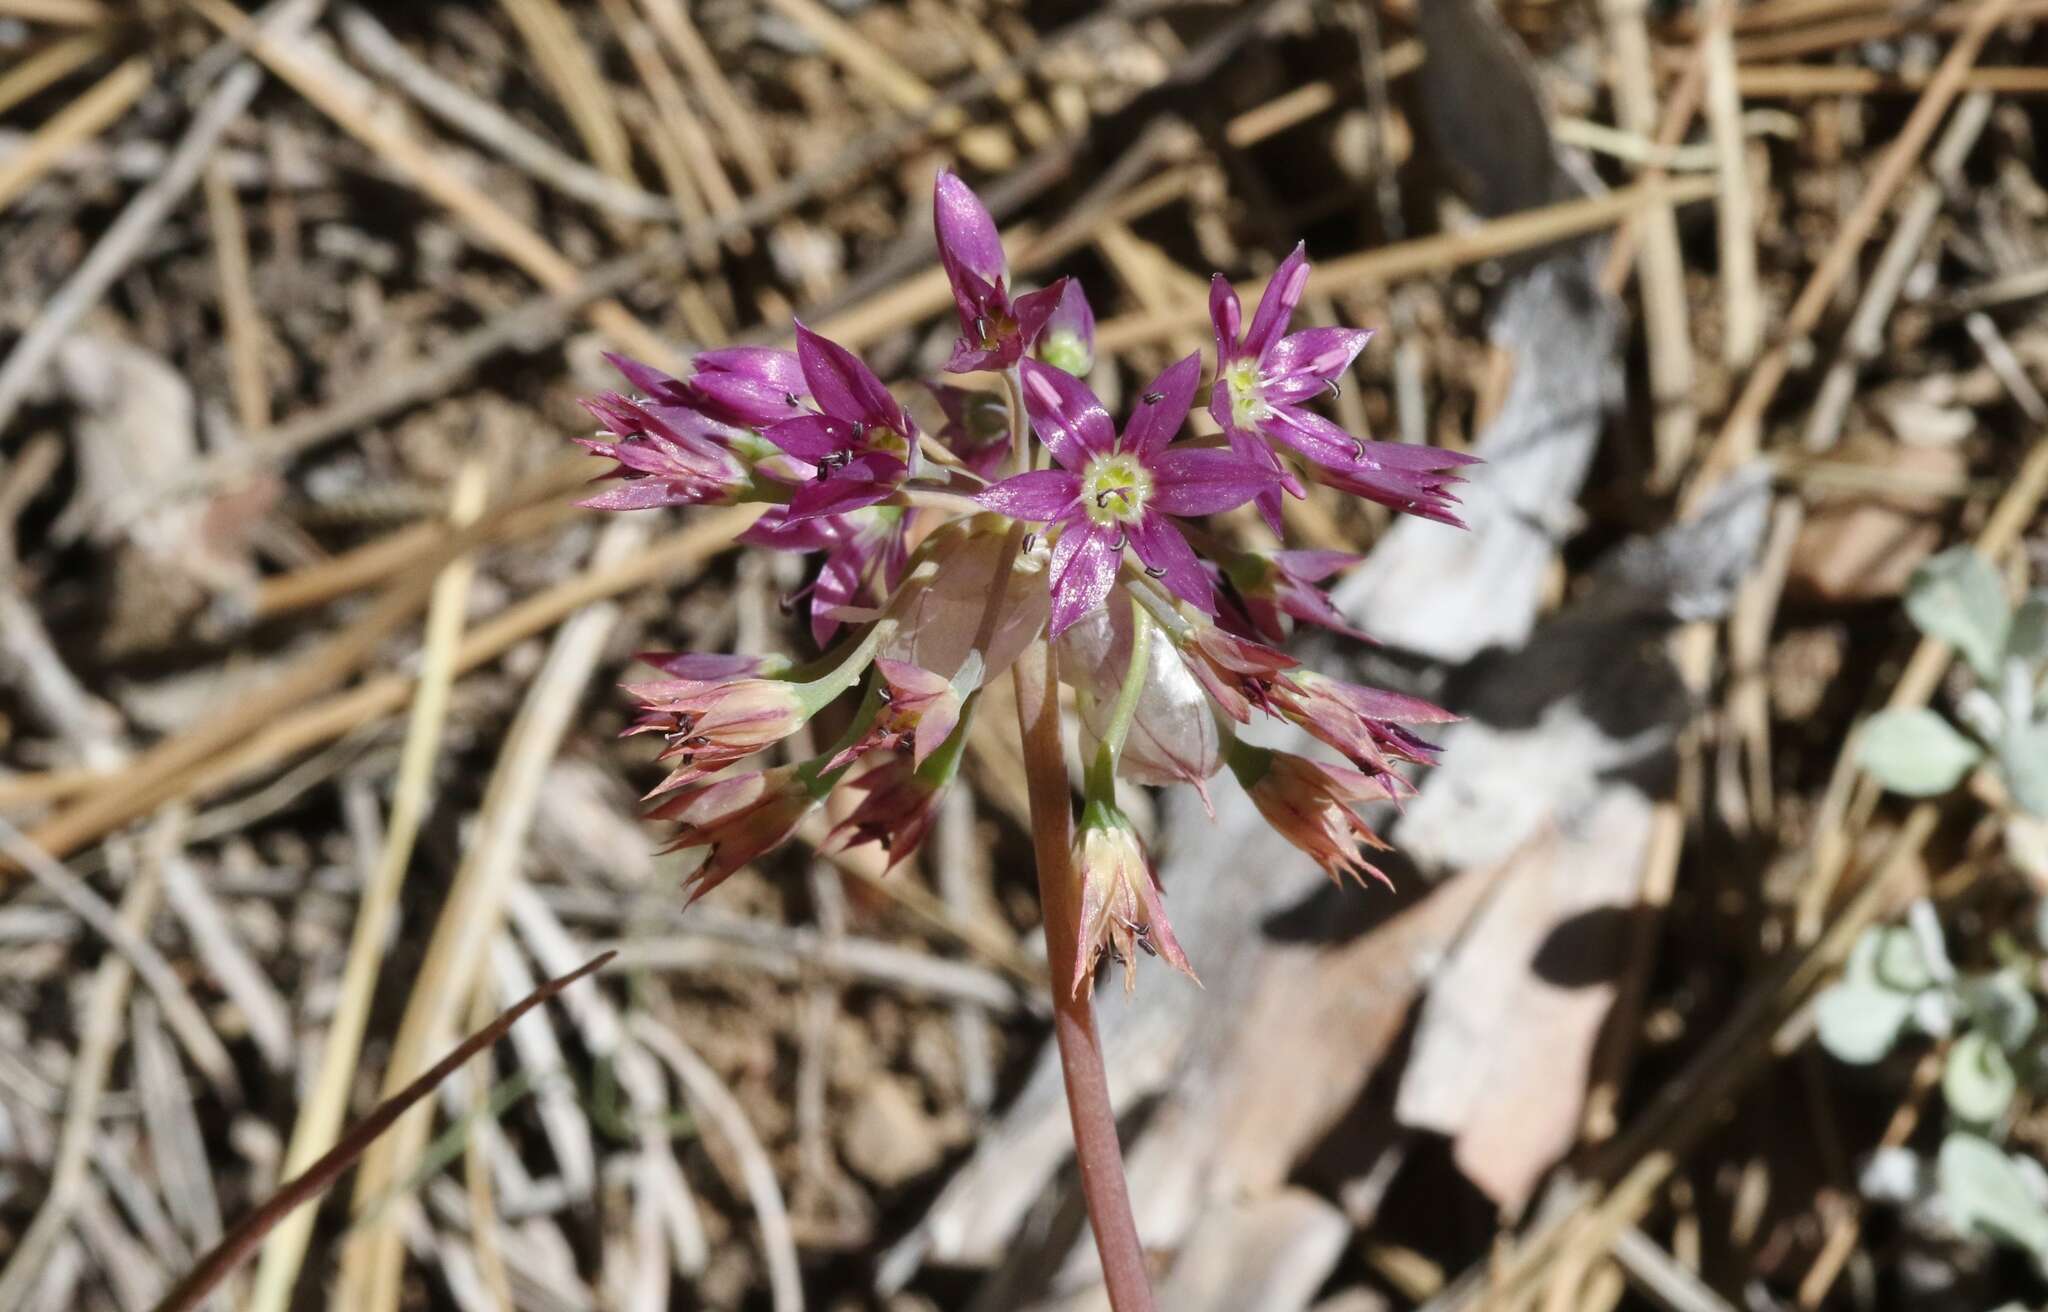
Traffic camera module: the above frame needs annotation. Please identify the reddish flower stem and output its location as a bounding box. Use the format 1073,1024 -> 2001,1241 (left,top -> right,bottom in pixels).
1010,637 -> 1156,1310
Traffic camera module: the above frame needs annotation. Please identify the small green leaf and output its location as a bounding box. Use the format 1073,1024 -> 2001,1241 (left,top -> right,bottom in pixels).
1858,709 -> 1985,797
1938,1133 -> 2048,1256
1874,926 -> 1933,992
2002,720 -> 2048,818
1815,981 -> 1913,1064
1907,547 -> 2010,682
1943,1032 -> 2018,1123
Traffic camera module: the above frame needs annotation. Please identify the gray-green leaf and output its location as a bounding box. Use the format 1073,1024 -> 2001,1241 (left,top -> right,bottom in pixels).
2002,720 -> 2048,818
1943,1032 -> 2017,1123
1907,547 -> 2010,682
1815,981 -> 1913,1064
2009,592 -> 2048,668
1938,1133 -> 2048,1255
1958,972 -> 2039,1052
1874,926 -> 1933,992
1858,708 -> 1984,797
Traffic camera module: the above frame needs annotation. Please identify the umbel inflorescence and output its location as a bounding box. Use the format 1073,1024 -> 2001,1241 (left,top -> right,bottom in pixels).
573,171 -> 1473,996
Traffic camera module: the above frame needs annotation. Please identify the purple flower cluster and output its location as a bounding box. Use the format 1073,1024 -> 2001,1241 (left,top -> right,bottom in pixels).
574,170 -> 1472,992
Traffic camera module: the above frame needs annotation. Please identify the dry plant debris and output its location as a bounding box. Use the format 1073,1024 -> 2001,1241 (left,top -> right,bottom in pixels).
3,0 -> 2048,1308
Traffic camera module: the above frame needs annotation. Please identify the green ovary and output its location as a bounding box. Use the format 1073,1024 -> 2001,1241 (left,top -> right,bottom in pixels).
1224,359 -> 1267,429
1080,452 -> 1152,528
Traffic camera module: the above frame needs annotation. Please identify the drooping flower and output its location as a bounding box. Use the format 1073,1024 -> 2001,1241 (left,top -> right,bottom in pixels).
1071,797 -> 1196,996
828,754 -> 950,869
763,325 -> 920,520
1266,670 -> 1454,791
1217,548 -> 1370,644
1210,243 -> 1476,530
626,675 -> 810,792
1229,744 -> 1395,887
826,657 -> 969,770
978,356 -> 1277,637
1033,280 -> 1095,376
646,765 -> 822,904
741,505 -> 910,646
934,169 -> 1069,374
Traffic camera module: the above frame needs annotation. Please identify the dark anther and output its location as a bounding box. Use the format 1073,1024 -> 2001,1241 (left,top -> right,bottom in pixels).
1351,437 -> 1368,461
1143,391 -> 1165,405
784,392 -> 802,408
1144,564 -> 1166,579
682,735 -> 711,749
1326,378 -> 1342,398
1022,532 -> 1037,553
1111,534 -> 1128,552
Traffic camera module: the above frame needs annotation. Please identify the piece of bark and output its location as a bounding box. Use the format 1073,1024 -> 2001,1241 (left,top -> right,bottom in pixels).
1395,789 -> 1654,1212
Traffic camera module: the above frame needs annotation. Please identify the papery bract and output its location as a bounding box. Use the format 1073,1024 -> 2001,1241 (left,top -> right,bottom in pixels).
1059,602 -> 1227,803
883,520 -> 1050,682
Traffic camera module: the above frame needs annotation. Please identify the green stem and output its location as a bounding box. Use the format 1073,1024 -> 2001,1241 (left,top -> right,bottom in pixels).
1087,599 -> 1152,797
791,619 -> 893,717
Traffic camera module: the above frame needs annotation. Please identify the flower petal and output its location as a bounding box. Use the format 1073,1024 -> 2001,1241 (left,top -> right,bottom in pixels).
740,506 -> 843,552
934,169 -> 1008,287
763,414 -> 854,460
978,468 -> 1080,521
1010,278 -> 1069,348
1047,524 -> 1120,638
605,352 -> 687,400
1245,241 -> 1310,361
794,322 -> 903,431
1019,358 -> 1116,469
1149,446 -> 1279,517
1121,352 -> 1201,457
1261,404 -> 1366,469
1128,516 -> 1215,613
1209,273 -> 1243,360
1267,326 -> 1372,381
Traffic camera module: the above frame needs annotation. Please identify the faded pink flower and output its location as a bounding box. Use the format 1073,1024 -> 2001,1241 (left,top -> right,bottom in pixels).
1072,799 -> 1196,997
1229,746 -> 1395,888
